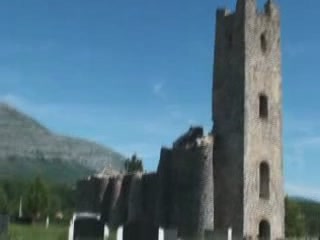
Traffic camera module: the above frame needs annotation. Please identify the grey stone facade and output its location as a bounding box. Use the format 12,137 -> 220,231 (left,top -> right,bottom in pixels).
76,0 -> 284,239
76,127 -> 214,239
76,176 -> 109,213
213,0 -> 284,239
157,131 -> 214,239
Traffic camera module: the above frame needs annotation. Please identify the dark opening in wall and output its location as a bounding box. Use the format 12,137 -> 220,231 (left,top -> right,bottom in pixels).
259,94 -> 268,119
227,34 -> 233,49
258,220 -> 271,240
259,162 -> 270,199
260,33 -> 267,52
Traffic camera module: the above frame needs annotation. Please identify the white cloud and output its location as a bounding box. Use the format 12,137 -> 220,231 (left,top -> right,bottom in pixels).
152,81 -> 166,99
153,82 -> 163,94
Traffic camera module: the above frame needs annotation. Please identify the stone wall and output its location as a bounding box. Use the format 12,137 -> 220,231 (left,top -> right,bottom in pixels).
76,176 -> 109,213
75,1 -> 285,239
166,133 -> 214,238
156,147 -> 174,227
100,175 -> 123,228
212,1 -> 246,235
76,127 -> 214,239
212,0 -> 284,239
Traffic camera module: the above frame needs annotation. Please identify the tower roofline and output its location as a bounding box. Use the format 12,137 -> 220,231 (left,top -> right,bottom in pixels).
216,0 -> 279,21
236,0 -> 256,14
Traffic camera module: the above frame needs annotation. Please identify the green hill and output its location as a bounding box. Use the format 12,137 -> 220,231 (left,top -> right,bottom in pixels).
293,197 -> 320,236
0,102 -> 125,184
0,156 -> 94,185
287,196 -> 320,237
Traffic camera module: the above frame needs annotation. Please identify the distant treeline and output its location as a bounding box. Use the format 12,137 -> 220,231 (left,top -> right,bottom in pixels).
0,177 -> 75,223
0,154 -> 143,225
0,176 -> 319,237
286,196 -> 320,237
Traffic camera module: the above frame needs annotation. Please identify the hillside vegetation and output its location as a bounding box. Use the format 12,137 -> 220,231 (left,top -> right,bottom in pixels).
0,103 -> 125,184
286,196 -> 320,237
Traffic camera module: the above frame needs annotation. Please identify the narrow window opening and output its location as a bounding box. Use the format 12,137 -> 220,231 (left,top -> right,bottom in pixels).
259,162 -> 270,199
258,220 -> 270,240
259,94 -> 268,119
227,34 -> 233,49
260,33 -> 267,52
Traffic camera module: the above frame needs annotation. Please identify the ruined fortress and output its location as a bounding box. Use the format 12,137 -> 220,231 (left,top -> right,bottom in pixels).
76,0 -> 284,239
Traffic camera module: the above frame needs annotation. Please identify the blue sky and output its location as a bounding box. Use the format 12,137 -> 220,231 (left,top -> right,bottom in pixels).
0,0 -> 319,200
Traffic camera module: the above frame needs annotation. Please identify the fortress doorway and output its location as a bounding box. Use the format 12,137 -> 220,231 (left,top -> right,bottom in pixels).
258,220 -> 270,240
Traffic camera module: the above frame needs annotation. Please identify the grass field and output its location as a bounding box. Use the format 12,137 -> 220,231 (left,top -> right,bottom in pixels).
7,224 -> 68,240
5,223 -> 117,240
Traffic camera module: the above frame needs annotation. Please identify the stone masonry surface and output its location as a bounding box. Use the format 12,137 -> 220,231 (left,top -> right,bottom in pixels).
76,0 -> 284,239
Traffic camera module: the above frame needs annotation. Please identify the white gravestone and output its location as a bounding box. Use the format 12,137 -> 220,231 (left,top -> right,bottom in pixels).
117,226 -> 123,240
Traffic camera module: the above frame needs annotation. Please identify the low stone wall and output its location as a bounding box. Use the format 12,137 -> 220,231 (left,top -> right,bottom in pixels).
76,176 -> 109,213
171,136 -> 214,238
76,127 -> 214,240
156,133 -> 214,238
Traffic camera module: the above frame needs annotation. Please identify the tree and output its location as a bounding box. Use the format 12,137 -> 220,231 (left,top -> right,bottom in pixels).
124,154 -> 144,173
25,176 -> 49,220
285,196 -> 306,237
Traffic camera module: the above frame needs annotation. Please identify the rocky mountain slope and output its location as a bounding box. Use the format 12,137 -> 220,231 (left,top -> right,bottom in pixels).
0,103 -> 125,183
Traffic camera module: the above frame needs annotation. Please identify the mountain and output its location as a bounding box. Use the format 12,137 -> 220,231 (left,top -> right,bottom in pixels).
0,103 -> 125,184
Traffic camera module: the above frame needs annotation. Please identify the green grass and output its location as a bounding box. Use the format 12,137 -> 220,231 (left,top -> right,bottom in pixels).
108,231 -> 117,240
7,224 -> 68,240
6,224 -> 118,240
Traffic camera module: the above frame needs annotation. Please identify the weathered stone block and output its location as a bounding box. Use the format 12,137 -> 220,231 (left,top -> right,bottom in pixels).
123,220 -> 158,240
76,176 -> 109,213
101,175 -> 123,227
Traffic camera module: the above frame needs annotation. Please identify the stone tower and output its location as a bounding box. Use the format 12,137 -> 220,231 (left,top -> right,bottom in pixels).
212,0 -> 284,239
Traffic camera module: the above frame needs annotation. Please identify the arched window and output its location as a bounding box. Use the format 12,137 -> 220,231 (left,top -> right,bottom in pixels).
259,162 -> 270,199
260,33 -> 267,52
258,220 -> 270,240
259,94 -> 268,119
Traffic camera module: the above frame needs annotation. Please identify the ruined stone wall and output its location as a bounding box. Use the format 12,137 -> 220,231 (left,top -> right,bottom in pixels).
76,176 -> 109,213
171,135 -> 214,238
127,173 -> 143,223
156,147 -> 174,227
76,128 -> 214,240
100,175 -> 123,228
141,173 -> 158,222
157,129 -> 214,239
113,174 -> 133,225
76,171 -> 159,239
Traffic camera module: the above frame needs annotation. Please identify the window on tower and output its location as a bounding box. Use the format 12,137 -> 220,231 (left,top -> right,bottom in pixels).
261,33 -> 267,52
227,33 -> 233,49
259,162 -> 270,199
259,94 -> 268,119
